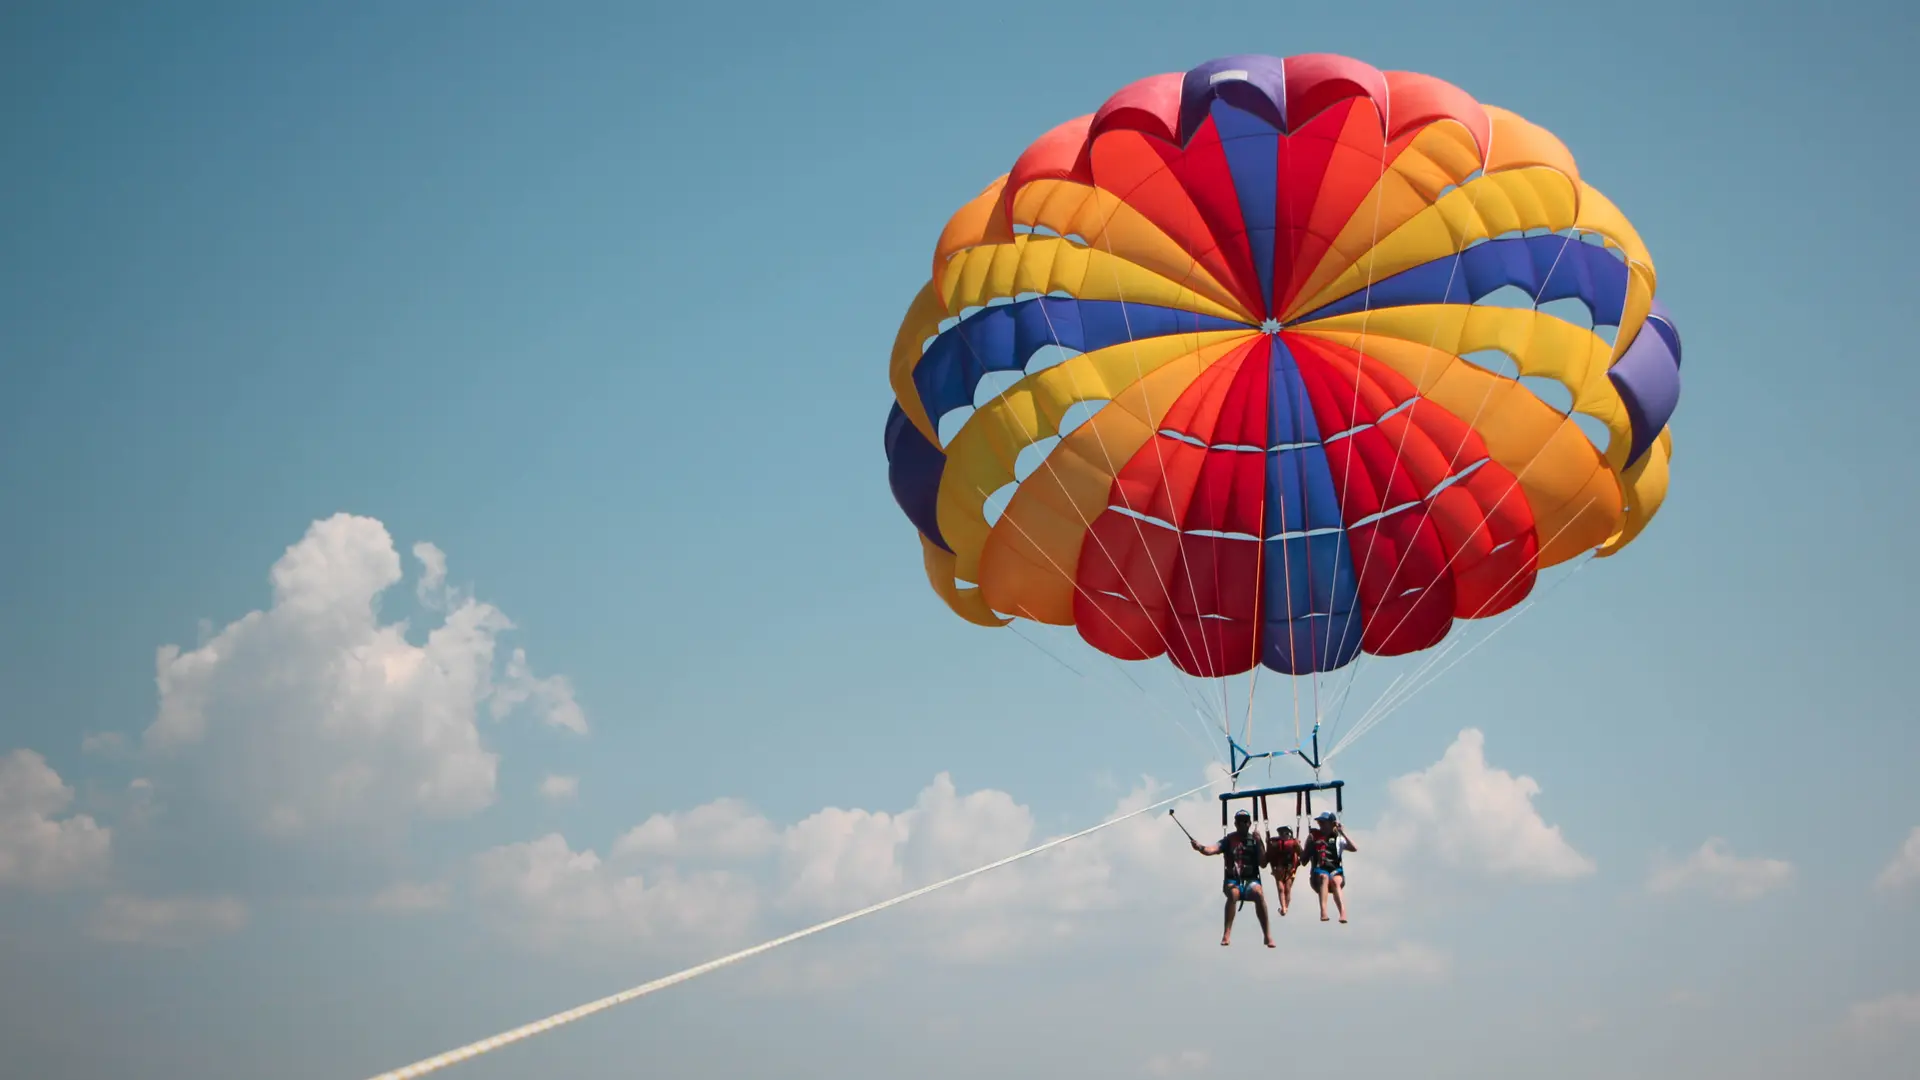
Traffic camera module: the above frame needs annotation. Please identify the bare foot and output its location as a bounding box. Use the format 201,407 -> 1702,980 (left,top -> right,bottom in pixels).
1339,917 -> 1348,924
1221,937 -> 1231,946
1264,938 -> 1276,948
1320,914 -> 1330,921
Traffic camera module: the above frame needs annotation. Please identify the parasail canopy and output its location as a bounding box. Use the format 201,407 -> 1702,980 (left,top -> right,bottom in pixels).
884,52 -> 1682,688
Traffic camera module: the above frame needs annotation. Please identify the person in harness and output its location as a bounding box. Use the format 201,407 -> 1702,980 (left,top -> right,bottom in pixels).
1190,808 -> 1274,947
1266,825 -> 1302,916
1303,811 -> 1356,923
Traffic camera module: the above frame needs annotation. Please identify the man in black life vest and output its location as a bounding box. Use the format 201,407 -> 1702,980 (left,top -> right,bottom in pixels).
1190,808 -> 1275,947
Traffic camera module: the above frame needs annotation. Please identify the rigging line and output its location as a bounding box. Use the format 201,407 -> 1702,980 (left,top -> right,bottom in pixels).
1331,497 -> 1598,752
1320,219 -> 1587,751
1022,279 -> 1235,736
1311,109 -> 1398,736
1245,419 -> 1268,757
948,292 -> 1227,737
1297,100 -> 1405,757
1084,208 -> 1242,736
1325,364 -> 1599,719
1332,528 -> 1596,752
360,776 -> 1226,1080
1310,155 -> 1530,744
1008,620 -> 1223,771
970,482 -> 1224,756
1328,502 -> 1599,759
1006,621 -> 1085,677
1330,551 -> 1596,759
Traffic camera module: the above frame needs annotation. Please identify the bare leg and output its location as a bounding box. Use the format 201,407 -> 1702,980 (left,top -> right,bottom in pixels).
1252,887 -> 1275,947
1277,873 -> 1292,916
1329,873 -> 1348,923
1222,888 -> 1239,945
1312,873 -> 1330,920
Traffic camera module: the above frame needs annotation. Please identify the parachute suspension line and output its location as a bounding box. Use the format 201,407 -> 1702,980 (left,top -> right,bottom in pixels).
1318,155 -> 1513,750
1003,621 -> 1217,767
1025,341 -> 1223,745
1312,103 -> 1396,744
958,297 -> 1225,741
1325,226 -> 1587,743
1012,245 -> 1229,741
973,487 -> 1223,759
1006,621 -> 1084,678
1328,517 -> 1599,759
360,776 -> 1225,1080
1333,551 -> 1596,759
1320,191 -> 1587,754
1084,198 -> 1238,742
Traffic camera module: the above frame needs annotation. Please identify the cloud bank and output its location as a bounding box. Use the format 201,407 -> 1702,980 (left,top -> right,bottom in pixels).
0,749 -> 111,891
137,512 -> 584,839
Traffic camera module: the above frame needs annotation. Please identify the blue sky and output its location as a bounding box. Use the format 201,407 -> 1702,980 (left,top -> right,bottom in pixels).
2,2 -> 1917,1078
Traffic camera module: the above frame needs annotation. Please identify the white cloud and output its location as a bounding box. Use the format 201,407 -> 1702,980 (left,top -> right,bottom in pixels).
1646,838 -> 1793,901
613,797 -> 779,863
539,775 -> 579,803
0,749 -> 111,891
80,732 -> 126,755
1144,1049 -> 1211,1076
472,732 -> 1577,978
88,894 -> 247,946
491,647 -> 587,734
1359,728 -> 1595,899
369,881 -> 451,914
455,729 -> 1581,997
412,541 -> 449,608
1843,992 -> 1920,1036
1874,827 -> 1920,893
139,513 -> 585,839
471,833 -> 756,949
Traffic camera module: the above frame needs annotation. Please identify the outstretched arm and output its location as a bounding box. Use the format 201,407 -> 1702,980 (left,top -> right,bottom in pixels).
1192,839 -> 1221,856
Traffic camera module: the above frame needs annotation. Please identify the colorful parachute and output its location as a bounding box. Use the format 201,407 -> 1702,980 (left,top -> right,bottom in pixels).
884,53 -> 1681,681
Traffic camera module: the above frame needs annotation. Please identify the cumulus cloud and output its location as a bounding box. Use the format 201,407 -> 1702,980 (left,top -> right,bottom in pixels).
469,731 -> 1577,979
471,833 -> 756,950
1874,827 -> 1920,893
1843,992 -> 1920,1036
369,881 -> 451,914
1359,728 -> 1595,900
412,542 -> 450,608
80,732 -> 126,755
88,894 -> 247,946
1646,838 -> 1793,901
539,775 -> 580,803
0,749 -> 112,891
139,513 -> 585,839
492,647 -> 587,734
613,797 -> 779,863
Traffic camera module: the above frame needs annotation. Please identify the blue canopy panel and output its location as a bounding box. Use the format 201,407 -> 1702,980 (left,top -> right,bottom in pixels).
909,296 -> 1247,427
1608,300 -> 1684,466
1294,234 -> 1632,329
1213,100 -> 1281,316
1260,336 -> 1363,674
883,402 -> 951,552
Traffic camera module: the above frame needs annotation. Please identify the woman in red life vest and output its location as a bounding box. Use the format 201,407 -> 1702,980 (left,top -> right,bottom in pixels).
1266,825 -> 1302,916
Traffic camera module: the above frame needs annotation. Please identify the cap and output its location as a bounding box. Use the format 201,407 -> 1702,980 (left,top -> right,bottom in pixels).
1233,808 -> 1252,821
1316,811 -> 1337,822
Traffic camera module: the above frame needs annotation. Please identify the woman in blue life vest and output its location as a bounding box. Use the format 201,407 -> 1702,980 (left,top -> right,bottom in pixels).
1191,808 -> 1274,947
1303,812 -> 1357,923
